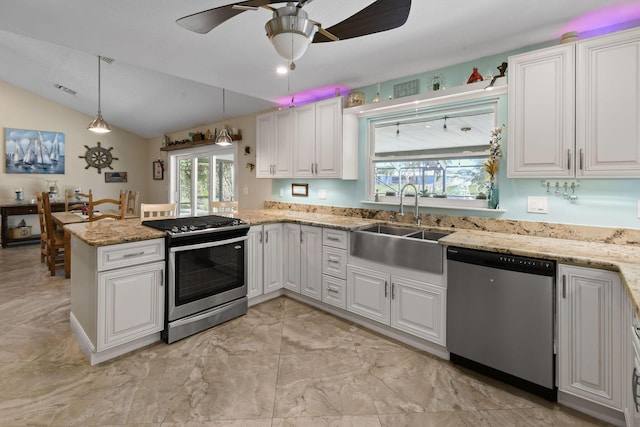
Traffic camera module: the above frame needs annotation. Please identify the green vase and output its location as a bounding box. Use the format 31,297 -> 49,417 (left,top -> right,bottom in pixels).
488,182 -> 499,209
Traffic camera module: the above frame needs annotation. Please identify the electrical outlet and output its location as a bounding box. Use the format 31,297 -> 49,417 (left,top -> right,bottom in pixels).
318,189 -> 327,199
528,196 -> 548,214
637,200 -> 640,219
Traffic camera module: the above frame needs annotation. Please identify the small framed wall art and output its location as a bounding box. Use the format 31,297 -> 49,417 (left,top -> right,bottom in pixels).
104,172 -> 128,183
153,160 -> 164,180
291,183 -> 308,197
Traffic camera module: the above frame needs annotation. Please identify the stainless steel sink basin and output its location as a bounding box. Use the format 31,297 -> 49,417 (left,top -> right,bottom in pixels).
406,230 -> 451,242
351,225 -> 450,274
358,224 -> 419,236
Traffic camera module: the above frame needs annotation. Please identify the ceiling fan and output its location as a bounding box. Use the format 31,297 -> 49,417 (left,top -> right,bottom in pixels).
176,0 -> 411,69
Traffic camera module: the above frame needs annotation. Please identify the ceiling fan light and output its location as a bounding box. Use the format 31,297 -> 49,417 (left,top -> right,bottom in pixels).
87,113 -> 112,133
266,13 -> 317,61
215,127 -> 233,146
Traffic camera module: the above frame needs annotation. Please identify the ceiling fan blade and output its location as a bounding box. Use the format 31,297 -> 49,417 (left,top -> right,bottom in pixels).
176,0 -> 279,34
312,0 -> 411,43
317,26 -> 339,42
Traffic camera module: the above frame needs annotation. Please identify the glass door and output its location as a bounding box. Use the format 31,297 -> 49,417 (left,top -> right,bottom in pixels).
171,145 -> 237,217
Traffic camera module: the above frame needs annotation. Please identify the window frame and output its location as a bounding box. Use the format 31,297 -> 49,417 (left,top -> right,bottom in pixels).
366,99 -> 499,209
168,144 -> 238,217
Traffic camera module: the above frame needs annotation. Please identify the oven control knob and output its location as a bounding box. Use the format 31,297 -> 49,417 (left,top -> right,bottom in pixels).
180,225 -> 189,232
171,226 -> 179,233
189,225 -> 197,231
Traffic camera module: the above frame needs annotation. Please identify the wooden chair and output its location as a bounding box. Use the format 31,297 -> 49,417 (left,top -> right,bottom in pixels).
41,192 -> 66,276
211,201 -> 238,217
88,192 -> 126,221
140,203 -> 176,221
35,192 -> 49,263
122,190 -> 139,216
65,189 -> 91,212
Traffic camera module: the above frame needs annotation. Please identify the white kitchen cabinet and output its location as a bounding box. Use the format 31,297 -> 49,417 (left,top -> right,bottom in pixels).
322,274 -> 346,310
558,264 -> 624,411
300,225 -> 323,300
293,97 -> 349,179
247,226 -> 264,299
508,26 -> 640,178
347,264 -> 445,344
256,110 -> 293,178
576,27 -> 640,177
98,261 -> 164,351
283,223 -> 323,300
507,43 -> 575,178
263,223 -> 284,293
283,223 -> 301,292
70,237 -> 165,365
321,228 -> 348,309
625,292 -> 640,427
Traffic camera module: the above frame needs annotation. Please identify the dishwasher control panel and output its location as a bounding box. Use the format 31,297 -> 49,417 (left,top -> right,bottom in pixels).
447,247 -> 556,276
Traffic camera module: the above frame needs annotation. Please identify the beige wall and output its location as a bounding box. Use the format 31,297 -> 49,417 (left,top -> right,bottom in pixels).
2,79 -> 273,218
150,113 -> 272,210
1,80 -> 149,205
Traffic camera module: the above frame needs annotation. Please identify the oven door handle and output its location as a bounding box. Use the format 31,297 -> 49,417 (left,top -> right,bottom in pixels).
169,235 -> 248,253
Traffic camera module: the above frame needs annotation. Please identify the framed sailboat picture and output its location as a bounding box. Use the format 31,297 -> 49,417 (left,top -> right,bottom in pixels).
5,128 -> 65,174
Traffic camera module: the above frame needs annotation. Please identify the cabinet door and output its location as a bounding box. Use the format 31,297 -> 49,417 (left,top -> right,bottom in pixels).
273,109 -> 293,177
347,265 -> 389,324
283,223 -> 301,292
576,27 -> 640,177
507,44 -> 575,178
558,264 -> 623,409
391,276 -> 446,345
97,261 -> 164,351
300,225 -> 323,300
293,103 -> 316,177
322,246 -> 347,280
256,113 -> 275,178
314,97 -> 343,178
263,223 -> 284,293
247,226 -> 264,299
322,275 -> 346,309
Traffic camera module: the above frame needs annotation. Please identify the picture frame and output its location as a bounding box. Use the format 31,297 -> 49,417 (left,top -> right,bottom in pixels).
104,171 -> 128,183
153,160 -> 164,180
393,79 -> 420,98
5,128 -> 66,174
291,183 -> 308,197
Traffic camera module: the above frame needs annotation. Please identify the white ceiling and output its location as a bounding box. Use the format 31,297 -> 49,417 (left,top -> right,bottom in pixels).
0,0 -> 638,138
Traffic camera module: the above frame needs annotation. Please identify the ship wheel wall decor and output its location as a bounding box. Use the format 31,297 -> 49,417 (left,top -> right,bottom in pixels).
79,141 -> 118,173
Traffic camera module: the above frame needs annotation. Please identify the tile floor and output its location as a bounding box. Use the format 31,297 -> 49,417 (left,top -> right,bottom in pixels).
0,244 -> 611,426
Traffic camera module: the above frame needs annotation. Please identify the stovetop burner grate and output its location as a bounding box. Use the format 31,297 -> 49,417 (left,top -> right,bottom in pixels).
142,214 -> 246,234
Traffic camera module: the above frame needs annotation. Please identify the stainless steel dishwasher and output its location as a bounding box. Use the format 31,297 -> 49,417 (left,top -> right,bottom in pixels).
446,246 -> 557,401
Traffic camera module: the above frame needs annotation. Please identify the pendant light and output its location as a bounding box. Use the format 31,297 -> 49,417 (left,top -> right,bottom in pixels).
215,88 -> 232,146
87,55 -> 111,134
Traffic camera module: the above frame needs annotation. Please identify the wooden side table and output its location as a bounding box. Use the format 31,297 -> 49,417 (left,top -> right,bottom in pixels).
1,201 -> 65,248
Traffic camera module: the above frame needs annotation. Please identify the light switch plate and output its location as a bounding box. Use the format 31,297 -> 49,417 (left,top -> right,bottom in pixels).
318,189 -> 327,200
528,196 -> 548,214
637,200 -> 640,218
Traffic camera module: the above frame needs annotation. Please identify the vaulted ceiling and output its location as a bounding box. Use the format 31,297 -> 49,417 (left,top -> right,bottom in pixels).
0,1 -> 638,138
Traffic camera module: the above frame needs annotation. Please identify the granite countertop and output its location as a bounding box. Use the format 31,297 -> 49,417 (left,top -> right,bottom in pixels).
63,208 -> 640,314
64,218 -> 166,246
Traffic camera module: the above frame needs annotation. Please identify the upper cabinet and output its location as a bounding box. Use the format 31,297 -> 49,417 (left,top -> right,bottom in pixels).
508,27 -> 640,178
256,109 -> 293,178
256,97 -> 357,180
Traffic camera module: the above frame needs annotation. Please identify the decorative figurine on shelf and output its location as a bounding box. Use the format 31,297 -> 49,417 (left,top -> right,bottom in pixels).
467,67 -> 484,84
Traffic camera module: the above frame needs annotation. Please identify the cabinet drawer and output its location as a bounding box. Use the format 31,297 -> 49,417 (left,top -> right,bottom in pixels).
322,275 -> 346,310
322,228 -> 347,249
98,238 -> 165,271
322,246 -> 347,279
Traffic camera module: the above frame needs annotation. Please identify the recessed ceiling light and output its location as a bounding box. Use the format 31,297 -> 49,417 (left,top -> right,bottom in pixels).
276,66 -> 288,75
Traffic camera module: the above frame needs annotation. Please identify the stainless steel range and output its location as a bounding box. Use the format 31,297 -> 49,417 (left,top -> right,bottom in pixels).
143,215 -> 250,343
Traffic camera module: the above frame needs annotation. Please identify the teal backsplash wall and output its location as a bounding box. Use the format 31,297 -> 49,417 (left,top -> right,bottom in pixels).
270,42 -> 640,230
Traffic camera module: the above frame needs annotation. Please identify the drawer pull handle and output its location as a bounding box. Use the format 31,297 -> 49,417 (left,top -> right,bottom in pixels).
328,258 -> 340,264
327,236 -> 340,241
123,251 -> 145,258
328,288 -> 339,294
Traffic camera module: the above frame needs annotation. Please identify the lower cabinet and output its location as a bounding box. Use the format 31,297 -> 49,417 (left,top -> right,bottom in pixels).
247,226 -> 264,299
283,224 -> 323,300
626,292 -> 640,427
98,261 -> 165,351
263,223 -> 284,294
347,264 -> 446,345
70,237 -> 165,365
558,264 -> 624,411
